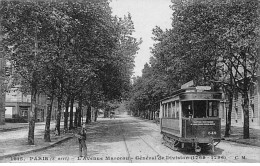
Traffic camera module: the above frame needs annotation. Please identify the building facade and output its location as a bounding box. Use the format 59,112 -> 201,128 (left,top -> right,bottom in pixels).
219,69 -> 260,128
5,89 -> 49,122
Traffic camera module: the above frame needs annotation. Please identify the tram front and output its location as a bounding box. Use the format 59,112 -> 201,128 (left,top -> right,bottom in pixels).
180,88 -> 222,152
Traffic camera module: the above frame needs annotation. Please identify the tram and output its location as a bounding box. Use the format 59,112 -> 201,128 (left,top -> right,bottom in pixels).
159,86 -> 222,153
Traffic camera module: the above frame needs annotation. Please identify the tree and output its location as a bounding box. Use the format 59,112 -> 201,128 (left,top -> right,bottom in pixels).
219,0 -> 259,138
2,0 -> 141,143
1,1 -> 60,144
151,0 -> 259,138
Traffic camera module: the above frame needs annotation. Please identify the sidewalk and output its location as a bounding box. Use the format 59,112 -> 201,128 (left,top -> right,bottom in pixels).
0,121 -> 74,160
0,121 -> 45,132
221,125 -> 260,147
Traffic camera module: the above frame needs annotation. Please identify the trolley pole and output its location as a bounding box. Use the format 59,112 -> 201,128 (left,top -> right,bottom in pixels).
0,1 -> 6,125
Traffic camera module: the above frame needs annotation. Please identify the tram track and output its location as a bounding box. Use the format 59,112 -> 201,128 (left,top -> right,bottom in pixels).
132,119 -> 233,163
117,120 -> 170,163
123,119 -> 170,162
134,121 -> 201,163
135,126 -> 240,163
107,117 -> 239,163
138,135 -> 169,163
119,124 -> 132,163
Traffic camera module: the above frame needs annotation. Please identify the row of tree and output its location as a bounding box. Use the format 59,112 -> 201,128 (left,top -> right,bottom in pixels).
1,0 -> 141,144
127,0 -> 259,139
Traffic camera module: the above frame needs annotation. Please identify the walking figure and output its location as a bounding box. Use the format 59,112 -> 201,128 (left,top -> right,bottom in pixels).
110,111 -> 115,119
75,124 -> 87,157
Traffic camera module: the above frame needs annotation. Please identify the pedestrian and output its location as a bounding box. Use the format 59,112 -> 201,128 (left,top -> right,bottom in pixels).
75,123 -> 87,157
54,126 -> 58,136
54,121 -> 58,136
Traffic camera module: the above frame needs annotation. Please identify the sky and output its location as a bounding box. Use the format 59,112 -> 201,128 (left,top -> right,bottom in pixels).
110,0 -> 173,77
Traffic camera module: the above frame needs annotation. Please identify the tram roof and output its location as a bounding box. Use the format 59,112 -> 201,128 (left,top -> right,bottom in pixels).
160,86 -> 222,102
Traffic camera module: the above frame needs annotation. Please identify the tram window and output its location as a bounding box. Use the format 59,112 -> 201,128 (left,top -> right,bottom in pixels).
165,103 -> 168,117
168,103 -> 171,117
182,101 -> 193,118
208,101 -> 219,117
163,104 -> 165,117
209,102 -> 213,116
176,101 -> 179,118
193,101 -> 207,118
172,102 -> 175,118
164,104 -> 167,117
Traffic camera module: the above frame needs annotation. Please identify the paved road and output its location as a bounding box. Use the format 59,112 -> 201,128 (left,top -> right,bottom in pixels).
2,115 -> 260,163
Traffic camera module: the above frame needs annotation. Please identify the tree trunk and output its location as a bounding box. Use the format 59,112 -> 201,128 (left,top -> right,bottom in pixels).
56,95 -> 62,135
77,98 -> 83,127
74,108 -> 78,127
69,95 -> 75,130
86,105 -> 91,124
94,108 -> 98,122
77,107 -> 81,127
44,94 -> 54,142
242,92 -> 250,139
242,49 -> 250,139
28,87 -> 37,145
64,95 -> 70,132
225,91 -> 233,137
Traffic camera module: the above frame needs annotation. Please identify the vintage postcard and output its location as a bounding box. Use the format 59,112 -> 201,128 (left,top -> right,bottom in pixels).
0,0 -> 259,163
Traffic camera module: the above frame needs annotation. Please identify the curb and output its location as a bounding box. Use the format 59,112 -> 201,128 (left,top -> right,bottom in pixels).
0,127 -> 27,132
222,138 -> 260,147
0,122 -> 54,133
0,136 -> 73,160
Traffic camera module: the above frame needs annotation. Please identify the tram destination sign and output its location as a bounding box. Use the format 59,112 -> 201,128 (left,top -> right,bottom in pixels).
180,93 -> 222,101
195,86 -> 211,91
191,120 -> 215,126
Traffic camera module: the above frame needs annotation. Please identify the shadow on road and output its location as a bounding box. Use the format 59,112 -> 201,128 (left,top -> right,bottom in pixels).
175,146 -> 225,156
87,115 -> 226,156
86,117 -> 151,144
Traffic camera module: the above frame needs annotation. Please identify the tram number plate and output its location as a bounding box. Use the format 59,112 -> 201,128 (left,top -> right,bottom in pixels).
208,131 -> 217,135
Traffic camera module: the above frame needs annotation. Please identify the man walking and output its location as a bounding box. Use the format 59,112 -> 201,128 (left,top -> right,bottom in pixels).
76,123 -> 87,157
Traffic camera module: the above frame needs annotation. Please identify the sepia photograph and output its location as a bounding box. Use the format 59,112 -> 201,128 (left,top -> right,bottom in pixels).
0,0 -> 259,163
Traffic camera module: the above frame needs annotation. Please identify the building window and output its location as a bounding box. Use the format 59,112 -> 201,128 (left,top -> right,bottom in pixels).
234,90 -> 238,101
250,84 -> 256,97
250,100 -> 256,118
235,106 -> 238,123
